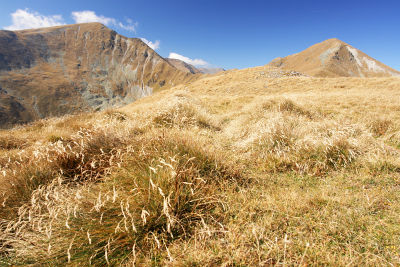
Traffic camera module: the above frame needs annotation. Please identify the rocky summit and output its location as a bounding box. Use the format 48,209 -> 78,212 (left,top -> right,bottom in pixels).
268,38 -> 400,78
0,22 -> 197,128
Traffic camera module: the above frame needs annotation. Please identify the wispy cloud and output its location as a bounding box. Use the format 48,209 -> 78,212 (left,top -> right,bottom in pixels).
4,9 -> 65,30
71,10 -> 116,25
140,38 -> 160,50
71,10 -> 137,32
3,9 -> 138,33
168,52 -> 208,67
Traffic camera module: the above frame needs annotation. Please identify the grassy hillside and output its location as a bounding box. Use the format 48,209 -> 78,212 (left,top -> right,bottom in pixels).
1,66 -> 400,265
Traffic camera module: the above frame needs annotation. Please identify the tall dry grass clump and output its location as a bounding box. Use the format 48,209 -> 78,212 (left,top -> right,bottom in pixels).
369,118 -> 393,137
152,94 -> 220,131
231,97 -> 388,176
0,122 -> 242,265
253,118 -> 366,175
261,98 -> 315,119
0,126 -> 130,220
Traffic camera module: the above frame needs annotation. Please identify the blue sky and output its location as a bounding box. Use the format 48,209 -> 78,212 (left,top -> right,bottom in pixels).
1,0 -> 399,70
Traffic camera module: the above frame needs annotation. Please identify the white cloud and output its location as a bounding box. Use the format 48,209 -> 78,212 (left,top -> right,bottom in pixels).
71,11 -> 137,32
4,9 -> 65,30
118,21 -> 136,32
71,10 -> 116,25
4,9 -> 138,32
140,38 -> 160,50
168,52 -> 208,67
119,18 -> 138,32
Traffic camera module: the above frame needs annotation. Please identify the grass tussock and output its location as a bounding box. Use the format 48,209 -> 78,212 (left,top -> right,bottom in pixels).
238,111 -> 370,176
369,118 -> 392,137
261,98 -> 315,119
0,127 -> 242,265
153,96 -> 220,131
0,136 -> 27,150
0,124 -> 132,219
104,110 -> 129,122
255,123 -> 361,175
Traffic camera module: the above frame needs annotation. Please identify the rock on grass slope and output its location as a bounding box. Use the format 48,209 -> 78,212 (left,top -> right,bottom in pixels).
0,23 -> 198,128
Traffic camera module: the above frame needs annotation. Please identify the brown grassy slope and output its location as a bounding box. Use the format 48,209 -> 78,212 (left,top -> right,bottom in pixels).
0,23 -> 199,128
268,38 -> 400,77
1,65 -> 400,265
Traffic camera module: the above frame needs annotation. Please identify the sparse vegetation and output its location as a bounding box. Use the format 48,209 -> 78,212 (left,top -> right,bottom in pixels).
1,67 -> 400,265
370,118 -> 392,137
152,97 -> 220,131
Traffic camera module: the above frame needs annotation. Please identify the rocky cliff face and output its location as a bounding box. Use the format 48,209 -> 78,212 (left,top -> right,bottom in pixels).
0,23 -> 197,128
268,38 -> 400,78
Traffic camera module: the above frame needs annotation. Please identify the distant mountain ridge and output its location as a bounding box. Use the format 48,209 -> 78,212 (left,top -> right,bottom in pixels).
166,58 -> 201,74
268,38 -> 400,77
1,25 -> 398,129
197,67 -> 225,74
0,23 -> 197,128
166,58 -> 225,75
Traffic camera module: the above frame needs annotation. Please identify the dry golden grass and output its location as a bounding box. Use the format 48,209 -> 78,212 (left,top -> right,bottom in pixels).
1,65 -> 400,265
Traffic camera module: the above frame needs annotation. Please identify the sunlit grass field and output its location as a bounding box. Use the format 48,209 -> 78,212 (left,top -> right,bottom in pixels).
1,66 -> 400,265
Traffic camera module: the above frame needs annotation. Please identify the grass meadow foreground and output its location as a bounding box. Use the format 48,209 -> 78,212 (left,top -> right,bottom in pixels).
1,66 -> 400,265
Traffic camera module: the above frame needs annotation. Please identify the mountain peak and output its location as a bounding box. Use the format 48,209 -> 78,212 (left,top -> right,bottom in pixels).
268,38 -> 400,77
323,37 -> 344,43
15,22 -> 111,34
